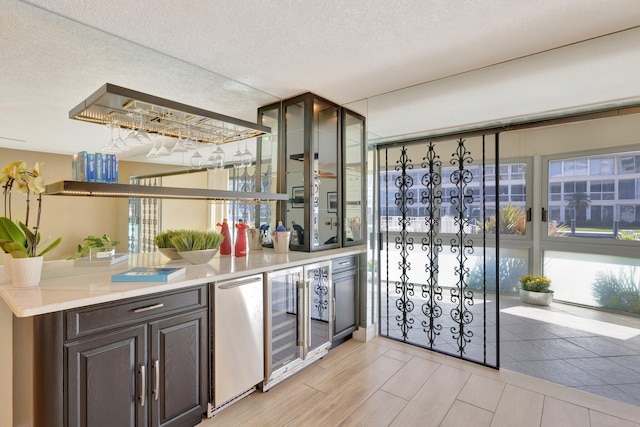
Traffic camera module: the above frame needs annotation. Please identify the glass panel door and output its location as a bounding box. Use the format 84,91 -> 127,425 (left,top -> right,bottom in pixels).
378,136 -> 500,368
305,262 -> 332,354
265,267 -> 303,376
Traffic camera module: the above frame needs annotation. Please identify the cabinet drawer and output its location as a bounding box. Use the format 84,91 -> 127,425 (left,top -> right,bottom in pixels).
332,256 -> 356,273
65,285 -> 208,341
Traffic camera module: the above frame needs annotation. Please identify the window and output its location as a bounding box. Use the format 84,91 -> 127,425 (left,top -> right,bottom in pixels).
550,183 -> 562,201
549,161 -> 562,177
548,149 -> 640,237
620,179 -> 635,199
619,155 -> 640,174
590,157 -> 614,175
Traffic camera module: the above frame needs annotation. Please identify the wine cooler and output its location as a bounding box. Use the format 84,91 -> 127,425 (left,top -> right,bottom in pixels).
263,261 -> 332,390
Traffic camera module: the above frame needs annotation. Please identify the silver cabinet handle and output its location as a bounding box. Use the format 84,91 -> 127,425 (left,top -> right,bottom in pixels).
297,281 -> 304,346
332,297 -> 336,321
339,261 -> 350,265
139,365 -> 146,407
218,278 -> 262,289
305,280 -> 311,348
153,359 -> 160,401
133,303 -> 164,313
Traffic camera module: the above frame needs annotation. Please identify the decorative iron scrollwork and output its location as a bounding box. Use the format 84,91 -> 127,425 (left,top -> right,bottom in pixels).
394,147 -> 415,339
420,142 -> 443,346
449,138 -> 475,355
312,266 -> 329,320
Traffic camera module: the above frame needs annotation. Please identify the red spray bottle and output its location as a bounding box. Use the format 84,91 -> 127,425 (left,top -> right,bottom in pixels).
217,218 -> 232,255
235,219 -> 249,257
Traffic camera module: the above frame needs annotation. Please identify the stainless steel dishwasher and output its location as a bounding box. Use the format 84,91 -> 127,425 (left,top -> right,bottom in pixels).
211,274 -> 264,414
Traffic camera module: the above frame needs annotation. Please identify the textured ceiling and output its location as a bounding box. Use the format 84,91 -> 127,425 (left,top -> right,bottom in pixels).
22,0 -> 640,104
2,0 -> 640,162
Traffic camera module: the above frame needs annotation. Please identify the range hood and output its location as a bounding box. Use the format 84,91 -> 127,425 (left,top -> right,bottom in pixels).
69,83 -> 271,144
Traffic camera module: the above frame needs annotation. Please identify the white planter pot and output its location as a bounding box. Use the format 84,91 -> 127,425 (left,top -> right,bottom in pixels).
519,289 -> 553,306
2,252 -> 12,280
10,256 -> 44,287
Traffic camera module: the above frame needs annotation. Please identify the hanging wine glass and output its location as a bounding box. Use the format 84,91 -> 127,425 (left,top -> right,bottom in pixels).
146,139 -> 158,158
124,117 -> 143,146
172,125 -> 188,152
182,123 -> 196,150
114,124 -> 130,151
135,112 -> 153,145
232,140 -> 243,169
241,139 -> 253,167
102,123 -> 122,153
213,143 -> 225,170
190,140 -> 204,169
156,132 -> 171,156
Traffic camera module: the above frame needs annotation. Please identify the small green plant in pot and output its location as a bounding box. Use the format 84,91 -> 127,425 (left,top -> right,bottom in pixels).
154,230 -> 184,260
519,274 -> 553,306
170,230 -> 225,264
69,234 -> 119,260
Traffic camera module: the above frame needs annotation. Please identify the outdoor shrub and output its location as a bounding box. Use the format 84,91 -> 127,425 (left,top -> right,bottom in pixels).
592,267 -> 640,314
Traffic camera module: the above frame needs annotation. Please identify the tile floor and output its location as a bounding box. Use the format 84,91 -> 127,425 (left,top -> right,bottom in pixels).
499,295 -> 640,407
381,292 -> 640,407
203,336 -> 640,426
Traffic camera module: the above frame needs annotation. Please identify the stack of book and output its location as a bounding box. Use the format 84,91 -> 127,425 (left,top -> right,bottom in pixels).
72,151 -> 119,183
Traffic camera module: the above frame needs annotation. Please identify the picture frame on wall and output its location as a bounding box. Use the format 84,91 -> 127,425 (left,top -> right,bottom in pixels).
292,186 -> 304,208
327,192 -> 337,213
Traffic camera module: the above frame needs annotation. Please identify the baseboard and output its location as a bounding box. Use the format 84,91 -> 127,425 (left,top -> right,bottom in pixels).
352,323 -> 377,342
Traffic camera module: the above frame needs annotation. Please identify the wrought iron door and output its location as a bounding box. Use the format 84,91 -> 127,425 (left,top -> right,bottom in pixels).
378,136 -> 500,368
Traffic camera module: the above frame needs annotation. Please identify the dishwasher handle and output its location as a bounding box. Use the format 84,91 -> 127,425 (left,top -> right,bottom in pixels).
218,277 -> 262,290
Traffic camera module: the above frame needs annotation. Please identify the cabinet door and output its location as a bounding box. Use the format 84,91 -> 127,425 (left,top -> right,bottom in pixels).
149,311 -> 207,427
265,267 -> 304,378
333,269 -> 357,341
66,325 -> 147,427
305,262 -> 332,355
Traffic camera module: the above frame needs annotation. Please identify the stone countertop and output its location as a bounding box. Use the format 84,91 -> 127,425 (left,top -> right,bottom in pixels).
0,246 -> 366,318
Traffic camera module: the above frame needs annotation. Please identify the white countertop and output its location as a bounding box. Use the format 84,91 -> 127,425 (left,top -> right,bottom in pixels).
0,246 -> 365,317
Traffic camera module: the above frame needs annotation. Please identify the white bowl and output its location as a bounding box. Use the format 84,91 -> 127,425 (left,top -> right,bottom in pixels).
158,247 -> 182,260
177,249 -> 219,264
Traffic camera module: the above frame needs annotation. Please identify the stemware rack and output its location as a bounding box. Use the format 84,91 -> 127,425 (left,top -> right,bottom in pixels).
69,83 -> 271,145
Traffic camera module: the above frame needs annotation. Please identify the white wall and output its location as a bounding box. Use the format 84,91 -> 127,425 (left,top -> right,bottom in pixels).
359,27 -> 640,143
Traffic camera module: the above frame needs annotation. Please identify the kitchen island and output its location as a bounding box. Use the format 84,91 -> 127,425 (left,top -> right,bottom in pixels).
1,246 -> 365,427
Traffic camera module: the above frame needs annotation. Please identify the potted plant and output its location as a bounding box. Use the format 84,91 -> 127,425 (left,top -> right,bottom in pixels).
519,274 -> 553,306
69,234 -> 119,260
170,230 -> 225,264
154,229 -> 183,260
0,161 -> 61,286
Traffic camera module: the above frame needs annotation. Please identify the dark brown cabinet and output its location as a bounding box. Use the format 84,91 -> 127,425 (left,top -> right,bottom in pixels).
67,325 -> 148,427
332,256 -> 358,343
150,312 -> 207,427
32,285 -> 208,427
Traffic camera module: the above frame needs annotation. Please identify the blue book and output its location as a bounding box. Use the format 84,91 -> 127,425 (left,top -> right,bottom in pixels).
111,267 -> 186,282
113,156 -> 119,183
105,154 -> 113,183
87,153 -> 96,182
95,153 -> 104,183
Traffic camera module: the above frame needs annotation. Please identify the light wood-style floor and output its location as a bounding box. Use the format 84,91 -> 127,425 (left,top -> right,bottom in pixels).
201,337 -> 640,426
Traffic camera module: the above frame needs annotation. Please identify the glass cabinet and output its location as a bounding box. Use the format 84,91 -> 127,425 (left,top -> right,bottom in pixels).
341,108 -> 366,246
258,93 -> 365,252
254,104 -> 281,234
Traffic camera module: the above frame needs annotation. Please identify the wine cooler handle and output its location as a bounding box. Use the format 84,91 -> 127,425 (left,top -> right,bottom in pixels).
297,281 -> 305,346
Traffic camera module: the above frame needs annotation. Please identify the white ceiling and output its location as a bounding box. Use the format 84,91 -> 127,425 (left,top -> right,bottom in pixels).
2,0 -> 640,163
